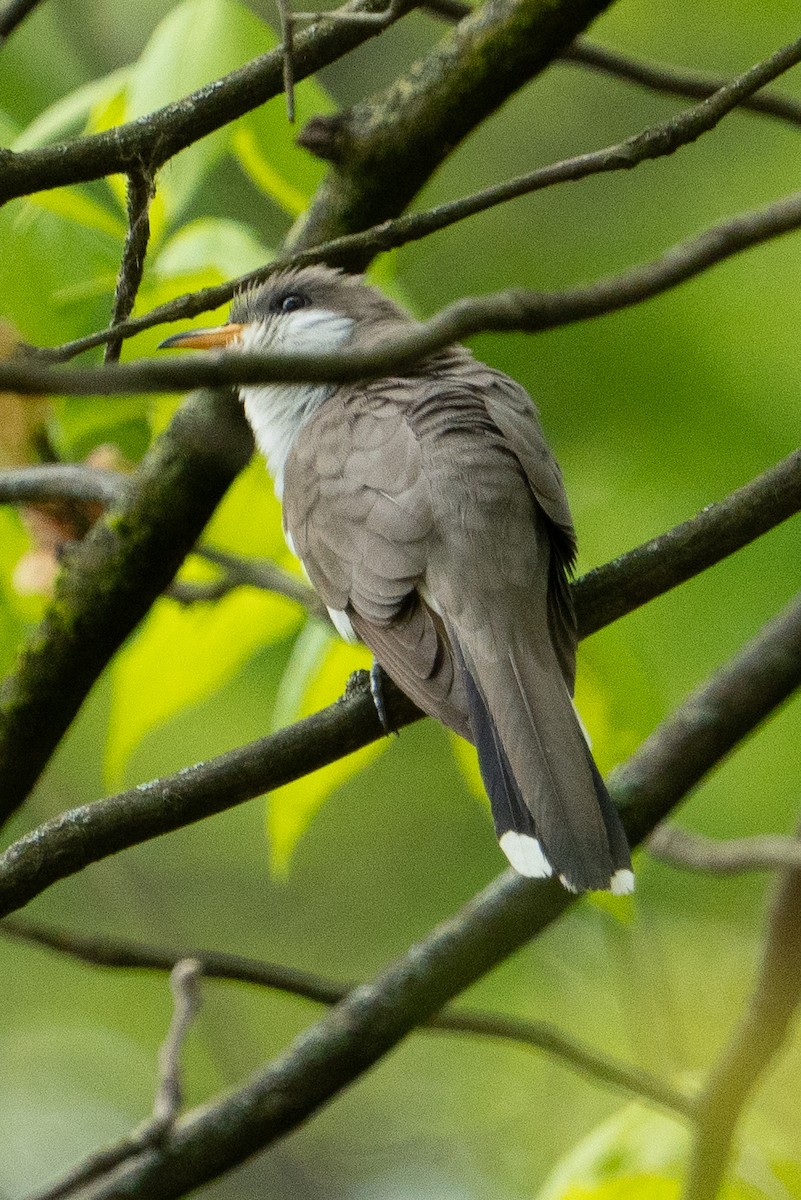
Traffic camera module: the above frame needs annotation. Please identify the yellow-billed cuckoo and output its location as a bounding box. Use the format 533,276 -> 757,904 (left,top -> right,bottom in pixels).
160,266 -> 633,894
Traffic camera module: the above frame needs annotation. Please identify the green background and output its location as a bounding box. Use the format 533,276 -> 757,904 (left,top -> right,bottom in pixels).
1,0 -> 801,1196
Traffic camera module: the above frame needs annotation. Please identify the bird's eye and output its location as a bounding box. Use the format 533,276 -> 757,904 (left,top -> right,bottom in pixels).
275,292 -> 309,315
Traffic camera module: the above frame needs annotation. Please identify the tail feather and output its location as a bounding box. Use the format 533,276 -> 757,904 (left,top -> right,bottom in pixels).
459,628 -> 632,893
464,671 -> 553,879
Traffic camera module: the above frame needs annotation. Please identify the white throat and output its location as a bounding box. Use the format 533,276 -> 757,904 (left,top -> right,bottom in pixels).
238,308 -> 354,498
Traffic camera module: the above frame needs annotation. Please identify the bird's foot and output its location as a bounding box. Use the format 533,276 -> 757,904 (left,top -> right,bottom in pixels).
370,661 -> 399,737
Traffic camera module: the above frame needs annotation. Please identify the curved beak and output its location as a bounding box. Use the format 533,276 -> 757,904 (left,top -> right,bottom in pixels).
158,323 -> 245,350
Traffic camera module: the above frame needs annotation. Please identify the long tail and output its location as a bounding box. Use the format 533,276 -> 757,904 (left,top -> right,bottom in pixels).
460,635 -> 632,894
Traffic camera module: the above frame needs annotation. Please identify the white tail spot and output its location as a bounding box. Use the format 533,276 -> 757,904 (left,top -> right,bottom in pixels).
610,868 -> 635,895
499,831 -> 554,879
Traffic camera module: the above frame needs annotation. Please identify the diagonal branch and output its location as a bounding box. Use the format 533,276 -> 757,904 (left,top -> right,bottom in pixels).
0,0 -> 43,42
28,590 -> 801,1199
286,0 -> 617,255
563,39 -> 801,128
2,484 -> 800,920
3,446 -> 800,626
8,185 -> 801,396
1,918 -> 691,1117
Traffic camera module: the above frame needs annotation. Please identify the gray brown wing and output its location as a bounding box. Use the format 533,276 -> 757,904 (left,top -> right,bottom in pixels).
480,369 -> 578,692
282,388 -> 471,739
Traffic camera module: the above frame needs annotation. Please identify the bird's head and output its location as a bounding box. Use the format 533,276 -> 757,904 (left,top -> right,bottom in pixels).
158,265 -> 411,358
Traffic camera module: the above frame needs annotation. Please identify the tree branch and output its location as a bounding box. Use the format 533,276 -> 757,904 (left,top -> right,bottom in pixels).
20,590 -> 801,1198
1,918 -> 692,1118
648,826 -> 801,874
104,170 -> 157,364
23,959 -> 204,1200
0,444 -> 796,870
8,183 -> 801,396
682,816 -> 801,1200
563,39 -> 801,128
0,0 -> 43,42
3,446 -> 800,629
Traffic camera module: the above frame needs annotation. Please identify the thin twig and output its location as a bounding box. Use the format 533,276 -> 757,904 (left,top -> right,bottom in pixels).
152,959 -> 203,1129
682,817 -> 801,1200
563,39 -> 801,129
275,0 -> 296,122
23,592 -> 801,1198
22,959 -> 204,1200
195,545 -> 327,617
104,170 -> 156,364
41,31 -> 801,363
648,826 -> 801,874
0,918 -> 691,1117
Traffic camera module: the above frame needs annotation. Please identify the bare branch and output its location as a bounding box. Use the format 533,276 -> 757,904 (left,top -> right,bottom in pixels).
563,39 -> 801,128
9,183 -> 801,396
682,817 -> 801,1200
275,0 -> 297,122
195,545 -> 328,618
4,446 -> 800,629
23,959 -> 204,1200
0,444 -> 797,863
287,0 -> 616,255
22,592 -> 801,1197
0,465 -> 125,506
105,171 -> 156,364
152,960 -> 203,1130
648,826 -> 801,874
1,918 -> 692,1117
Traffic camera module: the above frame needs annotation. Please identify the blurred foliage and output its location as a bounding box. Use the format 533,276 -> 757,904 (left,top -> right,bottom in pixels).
1,0 -> 801,1197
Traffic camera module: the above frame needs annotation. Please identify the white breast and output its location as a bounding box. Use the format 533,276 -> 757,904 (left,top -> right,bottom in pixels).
238,309 -> 354,499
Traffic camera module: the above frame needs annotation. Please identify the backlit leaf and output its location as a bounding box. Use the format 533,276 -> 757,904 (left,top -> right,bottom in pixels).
126,0 -> 277,222
267,622 -> 387,874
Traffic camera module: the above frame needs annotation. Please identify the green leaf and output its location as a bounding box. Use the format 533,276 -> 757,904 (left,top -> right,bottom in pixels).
231,58 -> 334,215
105,460 -> 301,787
24,190 -> 126,240
11,68 -> 129,151
562,1177 -> 679,1200
536,1108 -> 688,1200
154,217 -> 272,280
126,0 -> 277,222
106,583 -> 301,789
267,623 -> 387,874
0,109 -> 19,144
0,203 -> 120,345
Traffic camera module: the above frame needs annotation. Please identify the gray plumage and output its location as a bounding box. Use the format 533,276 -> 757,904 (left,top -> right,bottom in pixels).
205,266 -> 632,892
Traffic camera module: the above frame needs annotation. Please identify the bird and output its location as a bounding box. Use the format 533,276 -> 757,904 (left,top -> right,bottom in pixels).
160,265 -> 633,894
